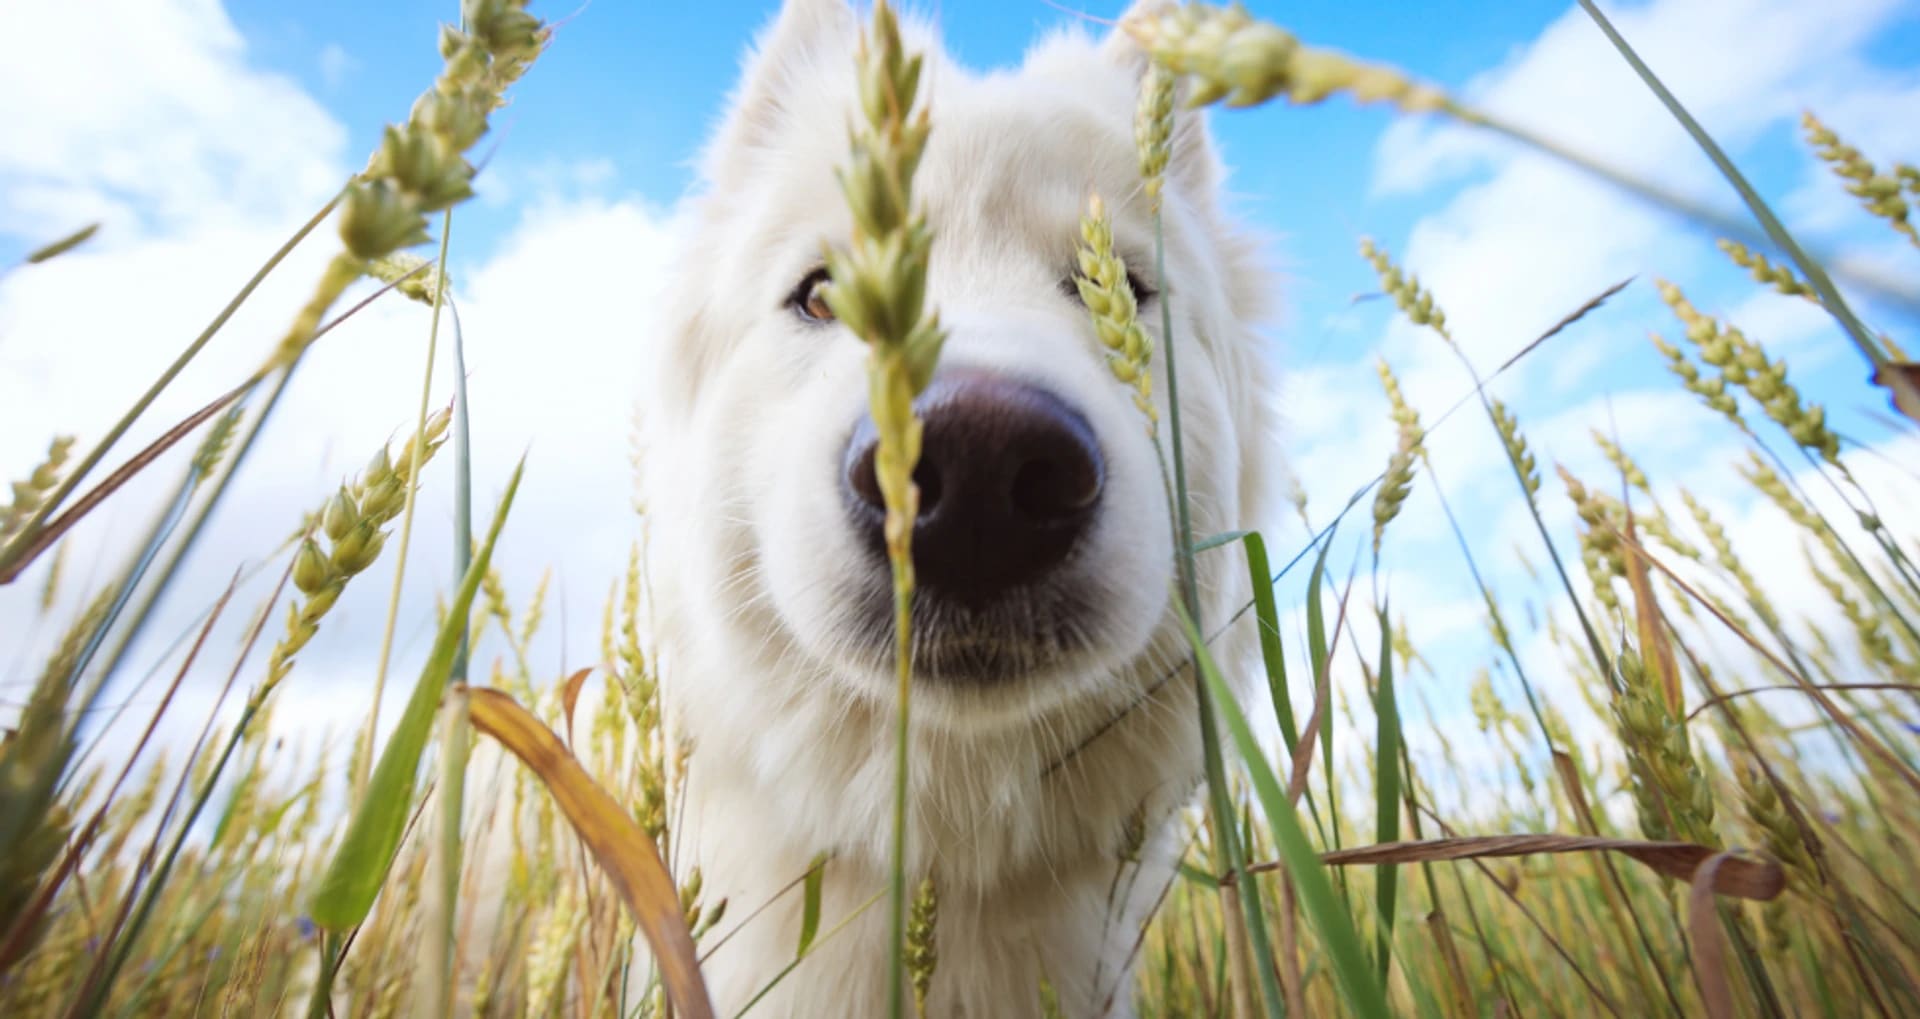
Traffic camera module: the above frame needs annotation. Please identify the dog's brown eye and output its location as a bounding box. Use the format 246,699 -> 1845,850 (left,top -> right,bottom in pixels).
788,268 -> 836,323
1060,266 -> 1158,306
1126,269 -> 1158,303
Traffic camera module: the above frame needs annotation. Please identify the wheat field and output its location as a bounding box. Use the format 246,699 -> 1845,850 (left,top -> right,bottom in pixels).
3,2 -> 1919,1016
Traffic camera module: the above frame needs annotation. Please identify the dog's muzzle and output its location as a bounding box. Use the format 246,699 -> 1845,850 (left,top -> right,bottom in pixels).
842,369 -> 1104,604
837,368 -> 1111,684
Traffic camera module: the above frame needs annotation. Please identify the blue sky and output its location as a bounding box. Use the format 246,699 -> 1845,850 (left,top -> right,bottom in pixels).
188,0 -> 1919,488
3,0 -> 1918,807
206,0 -> 1918,380
216,0 -> 1769,382
220,1 -> 1575,257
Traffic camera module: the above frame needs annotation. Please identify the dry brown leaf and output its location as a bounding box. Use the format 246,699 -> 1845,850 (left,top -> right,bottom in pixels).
1619,514 -> 1681,715
1611,528 -> 1920,802
1235,834 -> 1784,902
1551,752 -> 1600,835
1286,682 -> 1325,807
1688,852 -> 1739,1019
1288,575 -> 1356,806
559,666 -> 593,748
1426,909 -> 1475,1019
1870,361 -> 1920,423
1492,276 -> 1634,376
464,685 -> 714,1019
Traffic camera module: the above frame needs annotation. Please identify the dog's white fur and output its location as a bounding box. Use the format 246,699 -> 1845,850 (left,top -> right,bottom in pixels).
634,2 -> 1278,1014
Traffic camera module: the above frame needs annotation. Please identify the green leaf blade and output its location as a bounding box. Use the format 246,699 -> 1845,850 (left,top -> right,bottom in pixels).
308,458 -> 525,931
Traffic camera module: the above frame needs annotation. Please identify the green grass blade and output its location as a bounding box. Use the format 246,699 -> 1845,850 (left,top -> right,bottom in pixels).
1306,546 -> 1331,746
1239,530 -> 1296,756
797,852 -> 827,957
108,893 -> 226,1017
430,214 -> 471,1017
1573,0 -> 1913,416
308,458 -> 525,931
1194,529 -> 1253,553
1177,861 -> 1221,889
1372,599 -> 1403,988
428,686 -> 470,1015
737,889 -> 885,1019
61,456 -> 206,718
1176,601 -> 1391,1018
360,216 -> 457,796
1152,169 -> 1283,1018
22,222 -> 100,265
1305,538 -> 1340,849
69,370 -> 304,743
449,301 -> 473,680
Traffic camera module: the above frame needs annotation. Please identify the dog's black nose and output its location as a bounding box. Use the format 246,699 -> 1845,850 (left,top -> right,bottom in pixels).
843,370 -> 1104,606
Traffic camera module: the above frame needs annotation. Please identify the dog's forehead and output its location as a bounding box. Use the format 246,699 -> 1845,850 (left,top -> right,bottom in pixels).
923,95 -> 1136,230
750,56 -> 1146,237
690,23 -> 1205,309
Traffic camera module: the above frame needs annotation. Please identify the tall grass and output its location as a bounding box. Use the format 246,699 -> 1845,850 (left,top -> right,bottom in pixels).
3,1 -> 1919,1016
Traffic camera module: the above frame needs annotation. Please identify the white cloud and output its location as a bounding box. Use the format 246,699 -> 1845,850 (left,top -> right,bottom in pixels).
1347,0 -> 1916,406
0,0 -> 345,240
316,43 -> 359,90
1276,0 -> 1920,827
318,43 -> 358,90
0,1 -> 678,766
1,191 -> 680,739
1374,0 -> 1904,199
1294,0 -> 1920,548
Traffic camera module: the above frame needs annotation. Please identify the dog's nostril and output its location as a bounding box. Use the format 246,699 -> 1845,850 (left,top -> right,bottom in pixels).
1011,456 -> 1099,521
913,459 -> 943,512
843,441 -> 945,513
846,441 -> 885,512
839,370 -> 1105,607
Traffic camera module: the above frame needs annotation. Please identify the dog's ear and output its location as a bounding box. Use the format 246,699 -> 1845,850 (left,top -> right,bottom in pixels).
701,0 -> 858,183
1095,4 -> 1221,201
1096,2 -> 1166,76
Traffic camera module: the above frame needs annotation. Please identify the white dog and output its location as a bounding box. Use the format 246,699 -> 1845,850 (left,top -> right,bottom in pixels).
639,1 -> 1277,1014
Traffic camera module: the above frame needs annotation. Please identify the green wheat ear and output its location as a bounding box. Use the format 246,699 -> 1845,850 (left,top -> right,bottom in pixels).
1074,195 -> 1157,430
1135,62 -> 1175,213
365,253 -> 452,306
906,876 -> 939,1017
1657,279 -> 1840,462
0,589 -> 110,957
822,0 -> 946,567
1802,110 -> 1919,248
1360,237 -> 1451,338
1124,3 -> 1449,112
1370,359 -> 1423,558
1717,239 -> 1813,300
269,410 -> 451,690
819,4 -> 945,1014
268,0 -> 548,372
0,437 -> 75,544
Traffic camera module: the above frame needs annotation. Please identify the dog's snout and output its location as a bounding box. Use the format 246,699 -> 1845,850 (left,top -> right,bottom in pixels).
843,371 -> 1104,605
